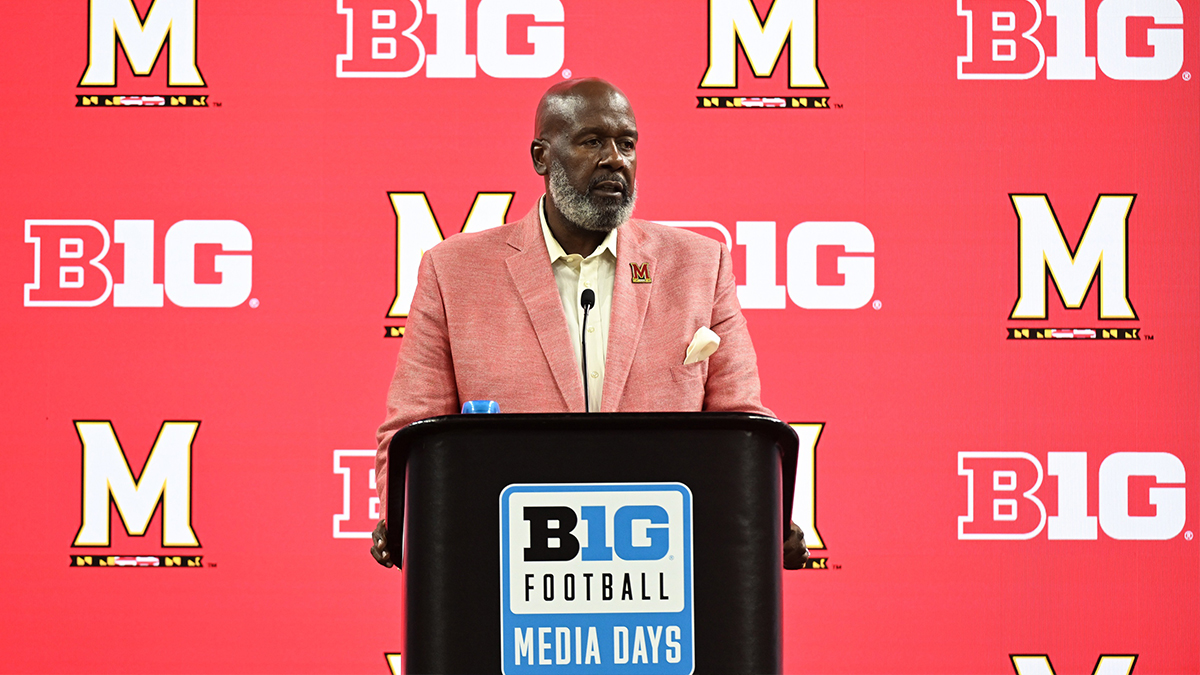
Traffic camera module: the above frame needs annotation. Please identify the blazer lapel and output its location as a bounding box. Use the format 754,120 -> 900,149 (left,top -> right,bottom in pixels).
505,207 -> 585,411
602,220 -> 656,411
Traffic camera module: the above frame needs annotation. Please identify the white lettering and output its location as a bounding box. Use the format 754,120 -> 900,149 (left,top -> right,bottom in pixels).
164,220 -> 253,308
736,221 -> 786,309
1097,0 -> 1183,80
515,627 -> 534,665
337,0 -> 564,79
958,0 -> 1184,80
113,220 -> 164,307
1098,452 -> 1186,540
24,220 -> 113,307
786,221 -> 875,310
476,0 -> 564,78
1047,451 -> 1097,539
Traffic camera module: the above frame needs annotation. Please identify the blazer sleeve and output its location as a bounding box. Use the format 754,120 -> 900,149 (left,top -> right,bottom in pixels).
702,242 -> 775,418
374,249 -> 461,521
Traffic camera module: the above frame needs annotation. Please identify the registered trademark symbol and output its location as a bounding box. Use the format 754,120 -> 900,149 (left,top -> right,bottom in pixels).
249,298 -> 260,308
1186,530 -> 1194,541
561,69 -> 572,78
872,299 -> 882,310
1183,71 -> 1192,81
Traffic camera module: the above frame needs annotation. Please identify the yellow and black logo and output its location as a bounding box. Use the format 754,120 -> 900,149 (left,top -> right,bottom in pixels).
697,0 -> 833,110
1006,194 -> 1141,341
76,0 -> 209,108
69,420 -> 204,569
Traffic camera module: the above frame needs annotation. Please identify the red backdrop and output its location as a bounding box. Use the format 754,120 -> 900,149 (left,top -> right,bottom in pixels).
1,1 -> 1197,673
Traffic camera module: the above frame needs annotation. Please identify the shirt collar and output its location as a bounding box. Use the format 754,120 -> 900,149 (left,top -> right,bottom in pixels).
539,195 -> 618,262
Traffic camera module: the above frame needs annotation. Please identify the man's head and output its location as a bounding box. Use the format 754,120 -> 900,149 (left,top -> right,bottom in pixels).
531,78 -> 637,234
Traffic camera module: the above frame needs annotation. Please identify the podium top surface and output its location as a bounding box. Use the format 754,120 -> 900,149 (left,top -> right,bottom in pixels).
391,411 -> 798,451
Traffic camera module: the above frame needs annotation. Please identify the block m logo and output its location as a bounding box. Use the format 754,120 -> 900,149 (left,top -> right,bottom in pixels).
79,0 -> 205,87
1009,194 -> 1137,320
387,192 -> 513,318
700,0 -> 826,88
73,421 -> 200,547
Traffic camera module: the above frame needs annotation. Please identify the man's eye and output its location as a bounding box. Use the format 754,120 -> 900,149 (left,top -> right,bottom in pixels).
583,138 -> 601,147
621,141 -> 636,151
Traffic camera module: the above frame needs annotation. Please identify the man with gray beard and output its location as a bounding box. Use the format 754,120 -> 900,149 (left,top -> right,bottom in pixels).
372,78 -> 809,569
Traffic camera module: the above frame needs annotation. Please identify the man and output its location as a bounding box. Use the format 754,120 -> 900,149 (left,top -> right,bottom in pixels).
370,78 -> 807,568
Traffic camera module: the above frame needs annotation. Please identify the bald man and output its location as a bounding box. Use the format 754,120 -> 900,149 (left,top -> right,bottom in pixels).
371,78 -> 808,568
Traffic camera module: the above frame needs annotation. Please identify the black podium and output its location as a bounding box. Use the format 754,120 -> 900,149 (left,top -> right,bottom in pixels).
386,412 -> 798,675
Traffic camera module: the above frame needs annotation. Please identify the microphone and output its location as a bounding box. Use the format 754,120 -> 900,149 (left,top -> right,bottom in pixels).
580,289 -> 595,413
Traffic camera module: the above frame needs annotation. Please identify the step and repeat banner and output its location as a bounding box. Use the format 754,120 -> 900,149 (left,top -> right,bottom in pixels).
1,1 -> 1196,673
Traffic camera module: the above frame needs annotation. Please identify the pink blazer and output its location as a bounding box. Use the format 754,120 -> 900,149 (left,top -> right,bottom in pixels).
375,204 -> 771,512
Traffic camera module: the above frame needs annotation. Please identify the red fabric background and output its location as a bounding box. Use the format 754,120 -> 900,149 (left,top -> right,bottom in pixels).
1,1 -> 1196,673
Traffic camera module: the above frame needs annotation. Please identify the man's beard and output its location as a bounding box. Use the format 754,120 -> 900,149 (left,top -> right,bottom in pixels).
548,160 -> 637,232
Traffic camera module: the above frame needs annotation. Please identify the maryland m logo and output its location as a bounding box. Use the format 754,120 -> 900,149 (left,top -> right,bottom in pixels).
73,421 -> 200,547
1009,194 -> 1136,320
701,0 -> 826,88
79,0 -> 205,87
386,192 -> 513,319
629,262 -> 652,283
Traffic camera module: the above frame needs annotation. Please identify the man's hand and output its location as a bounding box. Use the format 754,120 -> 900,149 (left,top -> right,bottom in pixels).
783,521 -> 810,570
370,520 -> 394,568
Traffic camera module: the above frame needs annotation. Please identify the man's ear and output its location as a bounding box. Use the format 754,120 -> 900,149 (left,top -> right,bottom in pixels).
531,139 -> 549,176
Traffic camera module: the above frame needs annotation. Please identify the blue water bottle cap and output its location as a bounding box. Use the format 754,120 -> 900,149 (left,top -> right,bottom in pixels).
461,400 -> 500,414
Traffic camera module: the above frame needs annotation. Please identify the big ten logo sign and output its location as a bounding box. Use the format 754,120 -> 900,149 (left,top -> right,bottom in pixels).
700,0 -> 825,88
24,219 -> 252,308
958,451 -> 1187,540
957,0 -> 1185,80
659,220 -> 873,310
383,192 -> 874,331
500,484 -> 693,673
80,0 -> 204,87
72,421 -> 200,548
336,0 -> 565,79
333,450 -> 380,538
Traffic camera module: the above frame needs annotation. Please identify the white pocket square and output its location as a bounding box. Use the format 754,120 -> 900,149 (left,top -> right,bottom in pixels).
683,326 -> 720,364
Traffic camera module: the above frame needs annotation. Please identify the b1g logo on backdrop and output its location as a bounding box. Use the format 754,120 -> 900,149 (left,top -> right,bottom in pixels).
958,451 -> 1188,541
500,483 -> 693,673
656,219 -> 874,311
77,0 -> 209,107
70,420 -> 203,568
1005,194 -> 1139,340
697,0 -> 831,109
957,0 -> 1186,81
332,449 -> 380,538
336,0 -> 565,79
381,192 -> 874,336
24,219 -> 253,308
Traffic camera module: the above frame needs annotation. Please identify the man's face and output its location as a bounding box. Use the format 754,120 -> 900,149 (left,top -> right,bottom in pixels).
542,88 -> 638,232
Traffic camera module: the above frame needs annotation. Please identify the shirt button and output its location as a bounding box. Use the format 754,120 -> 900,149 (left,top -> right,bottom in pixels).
587,326 -> 595,333
582,281 -> 591,288
590,371 -> 599,378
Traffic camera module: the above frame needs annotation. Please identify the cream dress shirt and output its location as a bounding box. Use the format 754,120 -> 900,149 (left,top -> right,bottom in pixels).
539,196 -> 617,412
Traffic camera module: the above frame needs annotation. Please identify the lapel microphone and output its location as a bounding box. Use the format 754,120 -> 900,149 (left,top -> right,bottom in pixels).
580,288 -> 596,413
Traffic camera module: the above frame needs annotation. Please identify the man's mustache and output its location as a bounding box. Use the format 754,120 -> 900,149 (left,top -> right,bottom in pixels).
587,174 -> 629,193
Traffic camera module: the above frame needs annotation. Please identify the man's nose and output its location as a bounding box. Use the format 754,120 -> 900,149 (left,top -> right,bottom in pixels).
597,139 -> 626,169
